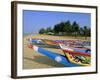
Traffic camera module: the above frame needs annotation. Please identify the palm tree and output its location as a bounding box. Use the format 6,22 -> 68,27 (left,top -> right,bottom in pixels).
83,26 -> 90,39
64,21 -> 71,34
72,21 -> 80,37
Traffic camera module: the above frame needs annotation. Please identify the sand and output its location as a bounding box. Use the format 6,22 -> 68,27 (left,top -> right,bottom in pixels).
23,34 -> 90,69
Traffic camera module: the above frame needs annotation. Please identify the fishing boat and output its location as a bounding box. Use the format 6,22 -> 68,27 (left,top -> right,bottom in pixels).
27,38 -> 91,67
59,43 -> 91,66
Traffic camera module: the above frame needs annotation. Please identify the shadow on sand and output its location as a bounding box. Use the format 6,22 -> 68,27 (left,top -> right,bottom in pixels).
24,56 -> 65,67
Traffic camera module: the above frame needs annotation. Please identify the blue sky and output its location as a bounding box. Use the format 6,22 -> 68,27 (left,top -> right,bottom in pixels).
23,10 -> 91,34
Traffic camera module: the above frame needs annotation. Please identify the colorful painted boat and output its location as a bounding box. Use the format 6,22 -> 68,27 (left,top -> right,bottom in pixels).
28,44 -> 91,66
28,44 -> 80,67
59,44 -> 91,66
64,53 -> 90,66
27,38 -> 91,66
29,38 -> 90,48
29,38 -> 60,48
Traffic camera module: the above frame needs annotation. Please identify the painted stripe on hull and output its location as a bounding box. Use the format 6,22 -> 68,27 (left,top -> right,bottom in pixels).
63,50 -> 91,57
32,45 -> 79,67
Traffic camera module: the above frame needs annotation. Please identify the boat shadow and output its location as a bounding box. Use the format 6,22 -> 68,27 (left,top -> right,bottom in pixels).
24,56 -> 65,67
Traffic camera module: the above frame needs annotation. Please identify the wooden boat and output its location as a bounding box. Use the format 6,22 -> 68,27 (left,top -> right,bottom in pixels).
28,38 -> 91,66
59,44 -> 91,66
63,50 -> 90,66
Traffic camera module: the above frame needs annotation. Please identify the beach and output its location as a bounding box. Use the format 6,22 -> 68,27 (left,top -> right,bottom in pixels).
23,34 -> 90,69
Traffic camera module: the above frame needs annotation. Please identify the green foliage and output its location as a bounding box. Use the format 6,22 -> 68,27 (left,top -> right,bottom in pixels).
64,21 -> 71,33
46,27 -> 53,33
39,28 -> 46,34
38,20 -> 90,37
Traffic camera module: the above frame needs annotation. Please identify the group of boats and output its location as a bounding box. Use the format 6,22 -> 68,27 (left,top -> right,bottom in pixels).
27,38 -> 91,67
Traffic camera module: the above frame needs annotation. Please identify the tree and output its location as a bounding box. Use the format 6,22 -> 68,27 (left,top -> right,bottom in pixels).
59,22 -> 65,32
54,21 -> 71,35
39,28 -> 46,34
46,27 -> 53,32
39,21 -> 90,37
53,24 -> 60,33
82,26 -> 90,39
72,21 -> 80,37
64,21 -> 71,34
87,27 -> 91,36
79,27 -> 84,35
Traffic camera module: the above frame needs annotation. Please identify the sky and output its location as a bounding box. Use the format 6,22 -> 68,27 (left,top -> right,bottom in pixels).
23,10 -> 91,34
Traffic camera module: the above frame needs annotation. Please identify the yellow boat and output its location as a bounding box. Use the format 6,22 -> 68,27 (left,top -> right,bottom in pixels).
65,53 -> 90,66
42,39 -> 58,46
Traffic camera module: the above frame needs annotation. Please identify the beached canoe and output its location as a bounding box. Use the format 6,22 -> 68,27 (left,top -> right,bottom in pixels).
28,38 -> 90,48
28,38 -> 91,66
28,44 -> 79,67
28,44 -> 90,67
59,44 -> 91,66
